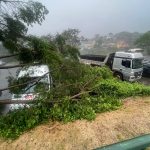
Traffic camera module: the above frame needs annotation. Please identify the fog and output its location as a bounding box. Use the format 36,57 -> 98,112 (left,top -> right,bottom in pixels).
29,0 -> 150,38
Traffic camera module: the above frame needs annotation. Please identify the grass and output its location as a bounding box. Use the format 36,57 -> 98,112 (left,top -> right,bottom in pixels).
0,97 -> 150,150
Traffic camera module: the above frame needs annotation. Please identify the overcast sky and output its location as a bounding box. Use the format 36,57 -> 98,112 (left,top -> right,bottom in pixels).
28,0 -> 150,38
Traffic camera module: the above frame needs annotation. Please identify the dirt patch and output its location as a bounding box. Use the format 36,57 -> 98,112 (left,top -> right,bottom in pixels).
0,96 -> 150,150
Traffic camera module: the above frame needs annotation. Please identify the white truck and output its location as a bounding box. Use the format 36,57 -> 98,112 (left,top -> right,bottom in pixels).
80,49 -> 144,82
10,65 -> 52,110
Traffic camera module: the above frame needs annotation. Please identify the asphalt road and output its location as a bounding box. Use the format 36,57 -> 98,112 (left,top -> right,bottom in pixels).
139,77 -> 150,86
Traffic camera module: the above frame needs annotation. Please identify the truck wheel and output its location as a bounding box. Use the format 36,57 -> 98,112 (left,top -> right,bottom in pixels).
114,72 -> 123,81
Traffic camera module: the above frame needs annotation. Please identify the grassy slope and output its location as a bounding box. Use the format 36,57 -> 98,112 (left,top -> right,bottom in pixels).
0,96 -> 150,150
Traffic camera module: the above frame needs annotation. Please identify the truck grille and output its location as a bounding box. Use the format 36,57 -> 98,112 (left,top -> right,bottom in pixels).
134,71 -> 142,78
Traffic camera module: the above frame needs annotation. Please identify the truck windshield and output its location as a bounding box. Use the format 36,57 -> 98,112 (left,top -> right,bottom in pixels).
132,59 -> 143,69
14,75 -> 49,94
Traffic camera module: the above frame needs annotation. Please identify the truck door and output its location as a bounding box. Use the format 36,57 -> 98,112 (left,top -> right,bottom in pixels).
121,59 -> 132,80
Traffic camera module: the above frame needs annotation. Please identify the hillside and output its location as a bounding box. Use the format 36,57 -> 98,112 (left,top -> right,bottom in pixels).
80,32 -> 143,55
0,96 -> 150,150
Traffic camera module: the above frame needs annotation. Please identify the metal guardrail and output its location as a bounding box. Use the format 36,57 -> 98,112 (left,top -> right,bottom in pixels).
95,134 -> 150,150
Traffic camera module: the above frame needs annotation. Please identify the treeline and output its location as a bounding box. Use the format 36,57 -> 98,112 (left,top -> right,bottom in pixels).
93,32 -> 142,49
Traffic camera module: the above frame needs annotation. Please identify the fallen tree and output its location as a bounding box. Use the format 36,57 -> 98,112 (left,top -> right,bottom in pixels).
0,54 -> 19,59
0,63 -> 150,139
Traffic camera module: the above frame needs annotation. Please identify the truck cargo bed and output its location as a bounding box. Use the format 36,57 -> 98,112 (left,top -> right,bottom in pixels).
80,55 -> 106,62
80,54 -> 106,66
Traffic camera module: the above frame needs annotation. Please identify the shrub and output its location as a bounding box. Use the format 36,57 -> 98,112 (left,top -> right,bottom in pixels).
94,79 -> 150,98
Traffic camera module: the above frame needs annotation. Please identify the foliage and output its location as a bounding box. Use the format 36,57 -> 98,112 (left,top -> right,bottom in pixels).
0,2 -> 149,141
0,64 -> 150,139
0,3 -> 149,139
94,37 -> 103,48
7,76 -> 49,94
135,31 -> 150,54
18,1 -> 48,25
18,36 -> 62,64
0,105 -> 50,139
94,79 -> 150,98
51,63 -> 113,98
0,0 -> 48,54
64,45 -> 80,60
42,29 -> 81,61
7,76 -> 32,94
54,34 -> 66,53
61,28 -> 80,47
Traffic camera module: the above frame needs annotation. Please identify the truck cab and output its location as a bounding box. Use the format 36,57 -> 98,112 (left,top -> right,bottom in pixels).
10,65 -> 52,110
109,52 -> 143,81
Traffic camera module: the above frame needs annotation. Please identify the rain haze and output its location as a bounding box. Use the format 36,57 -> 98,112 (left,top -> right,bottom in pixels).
29,0 -> 150,38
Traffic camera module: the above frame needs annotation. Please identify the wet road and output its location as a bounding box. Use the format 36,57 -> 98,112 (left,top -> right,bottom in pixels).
139,77 -> 150,86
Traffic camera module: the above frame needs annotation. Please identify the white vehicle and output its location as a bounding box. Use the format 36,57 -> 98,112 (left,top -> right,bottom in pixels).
0,60 -> 6,66
80,50 -> 144,82
10,65 -> 52,110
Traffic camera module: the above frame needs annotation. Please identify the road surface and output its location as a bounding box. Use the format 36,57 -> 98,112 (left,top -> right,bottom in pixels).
140,77 -> 150,85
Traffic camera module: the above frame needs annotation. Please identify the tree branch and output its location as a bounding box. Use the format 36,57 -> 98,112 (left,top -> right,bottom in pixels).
0,99 -> 36,104
0,53 -> 19,59
0,22 -> 7,27
0,70 -> 51,92
70,90 -> 92,99
0,0 -> 25,3
0,99 -> 62,105
0,64 -> 25,69
0,62 -> 40,69
0,77 -> 38,92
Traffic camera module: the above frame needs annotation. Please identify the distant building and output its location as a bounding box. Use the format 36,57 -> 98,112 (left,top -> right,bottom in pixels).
116,40 -> 129,49
80,40 -> 96,50
102,42 -> 116,48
